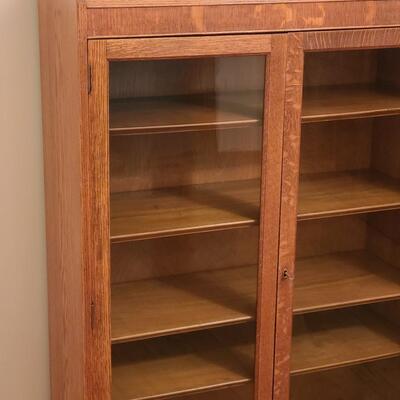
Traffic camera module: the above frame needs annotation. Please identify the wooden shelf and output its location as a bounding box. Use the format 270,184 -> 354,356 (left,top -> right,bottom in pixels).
113,250 -> 400,342
169,384 -> 254,400
291,308 -> 400,375
112,326 -> 254,400
294,251 -> 400,315
109,92 -> 263,135
112,265 -> 257,343
302,85 -> 400,123
291,357 -> 400,400
298,170 -> 400,220
111,179 -> 260,242
110,171 -> 400,241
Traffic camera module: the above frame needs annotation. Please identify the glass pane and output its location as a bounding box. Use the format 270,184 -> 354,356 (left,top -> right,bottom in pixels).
108,55 -> 267,400
291,48 -> 400,399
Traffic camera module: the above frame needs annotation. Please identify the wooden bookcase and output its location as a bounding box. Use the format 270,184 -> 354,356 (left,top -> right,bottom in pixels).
38,1 -> 400,400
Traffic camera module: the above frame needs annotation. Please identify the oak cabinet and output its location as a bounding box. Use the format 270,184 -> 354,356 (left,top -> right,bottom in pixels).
38,1 -> 400,400
275,29 -> 400,400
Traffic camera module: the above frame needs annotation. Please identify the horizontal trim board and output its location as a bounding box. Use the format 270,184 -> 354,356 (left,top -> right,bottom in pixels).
304,27 -> 400,50
106,35 -> 271,60
87,2 -> 400,38
86,0 -> 377,8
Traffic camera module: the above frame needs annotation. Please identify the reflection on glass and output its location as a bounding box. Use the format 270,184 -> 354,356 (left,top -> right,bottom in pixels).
109,56 -> 266,400
292,48 -> 400,399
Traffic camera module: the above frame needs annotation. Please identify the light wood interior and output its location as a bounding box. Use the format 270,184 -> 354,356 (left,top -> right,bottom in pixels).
110,128 -> 261,194
291,48 -> 400,398
109,56 -> 263,400
291,356 -> 400,400
298,116 -> 400,220
109,57 -> 265,138
295,212 -> 400,312
111,228 -> 259,283
110,227 -> 258,340
112,265 -> 257,343
170,384 -> 254,400
109,48 -> 400,400
112,325 -> 255,400
291,303 -> 400,375
110,179 -> 260,242
302,49 -> 400,122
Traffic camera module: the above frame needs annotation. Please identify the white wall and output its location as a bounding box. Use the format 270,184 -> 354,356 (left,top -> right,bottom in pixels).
0,1 -> 50,399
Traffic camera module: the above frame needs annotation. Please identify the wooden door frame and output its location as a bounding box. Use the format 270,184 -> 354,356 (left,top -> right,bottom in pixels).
86,33 -> 288,400
273,27 -> 400,400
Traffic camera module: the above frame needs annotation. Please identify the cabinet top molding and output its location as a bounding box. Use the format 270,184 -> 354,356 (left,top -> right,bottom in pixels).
85,0 -> 387,8
83,0 -> 400,38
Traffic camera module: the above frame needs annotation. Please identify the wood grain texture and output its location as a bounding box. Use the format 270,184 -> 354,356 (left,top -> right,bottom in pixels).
110,179 -> 260,242
112,265 -> 257,343
107,35 -> 271,60
111,228 -> 259,283
110,93 -> 262,136
38,1 -> 87,399
87,2 -> 400,38
105,33 -> 282,400
294,250 -> 400,314
298,170 -> 400,220
86,0 -> 373,7
254,34 -> 287,400
109,56 -> 265,100
303,50 -> 379,88
291,307 -> 400,375
112,325 -> 255,400
302,85 -> 400,123
273,32 -> 304,400
372,117 -> 400,179
290,357 -> 400,400
108,56 -> 264,193
367,210 -> 400,272
300,119 -> 373,175
303,27 -> 400,51
86,41 -> 112,400
296,216 -> 367,259
174,385 -> 254,400
110,128 -> 262,193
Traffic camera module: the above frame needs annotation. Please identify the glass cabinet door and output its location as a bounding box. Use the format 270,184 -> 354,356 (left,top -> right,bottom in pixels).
279,31 -> 400,400
110,54 -> 264,400
87,35 -> 284,400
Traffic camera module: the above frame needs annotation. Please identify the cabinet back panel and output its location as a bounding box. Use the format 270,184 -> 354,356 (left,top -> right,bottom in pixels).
110,129 -> 261,193
291,356 -> 400,400
296,216 -> 367,259
173,384 -> 254,400
300,116 -> 400,180
296,211 -> 400,272
304,49 -> 400,89
300,120 -> 373,175
109,57 -> 265,99
371,117 -> 400,179
367,210 -> 400,270
303,50 -> 379,88
111,227 -> 259,284
377,49 -> 400,89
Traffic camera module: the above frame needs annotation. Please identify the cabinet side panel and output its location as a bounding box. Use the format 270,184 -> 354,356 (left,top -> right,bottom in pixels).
38,1 -> 86,399
85,40 -> 112,400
